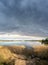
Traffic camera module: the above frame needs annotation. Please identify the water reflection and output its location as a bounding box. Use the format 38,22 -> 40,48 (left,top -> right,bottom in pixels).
0,41 -> 41,47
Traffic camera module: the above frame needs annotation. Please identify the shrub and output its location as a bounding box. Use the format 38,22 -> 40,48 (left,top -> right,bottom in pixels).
42,38 -> 48,45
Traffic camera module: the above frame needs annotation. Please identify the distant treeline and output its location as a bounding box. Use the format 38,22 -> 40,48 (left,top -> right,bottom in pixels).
0,40 -> 41,42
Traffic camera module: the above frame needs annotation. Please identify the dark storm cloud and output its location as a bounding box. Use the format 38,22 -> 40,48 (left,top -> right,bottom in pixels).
0,0 -> 48,36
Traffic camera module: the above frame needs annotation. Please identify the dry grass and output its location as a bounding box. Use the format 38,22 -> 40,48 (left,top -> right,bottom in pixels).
6,45 -> 26,54
0,46 -> 13,61
0,45 -> 48,65
33,45 -> 48,58
6,45 -> 34,57
5,45 -> 48,59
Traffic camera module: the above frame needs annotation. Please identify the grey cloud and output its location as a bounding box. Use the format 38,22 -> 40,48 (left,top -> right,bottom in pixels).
0,0 -> 48,36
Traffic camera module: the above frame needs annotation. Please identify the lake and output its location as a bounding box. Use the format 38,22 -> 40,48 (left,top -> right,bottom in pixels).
0,41 -> 41,47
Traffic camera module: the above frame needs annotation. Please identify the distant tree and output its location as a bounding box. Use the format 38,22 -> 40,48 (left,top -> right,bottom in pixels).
42,38 -> 48,45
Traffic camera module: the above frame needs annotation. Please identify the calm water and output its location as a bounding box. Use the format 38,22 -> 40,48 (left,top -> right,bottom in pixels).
0,41 -> 41,47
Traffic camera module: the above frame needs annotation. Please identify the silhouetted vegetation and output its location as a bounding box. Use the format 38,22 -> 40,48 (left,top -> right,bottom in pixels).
42,38 -> 48,45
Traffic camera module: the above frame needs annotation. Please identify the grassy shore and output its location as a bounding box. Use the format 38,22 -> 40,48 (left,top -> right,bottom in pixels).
0,45 -> 48,65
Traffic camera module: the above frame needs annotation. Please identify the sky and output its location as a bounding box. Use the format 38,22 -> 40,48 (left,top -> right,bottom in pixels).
0,34 -> 45,40
0,0 -> 48,37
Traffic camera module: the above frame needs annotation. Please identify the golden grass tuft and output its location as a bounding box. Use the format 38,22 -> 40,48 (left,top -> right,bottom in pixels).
6,45 -> 26,54
33,45 -> 48,58
0,46 -> 13,61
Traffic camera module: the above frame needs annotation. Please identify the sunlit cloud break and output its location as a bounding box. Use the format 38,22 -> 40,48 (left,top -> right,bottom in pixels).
0,34 -> 45,40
